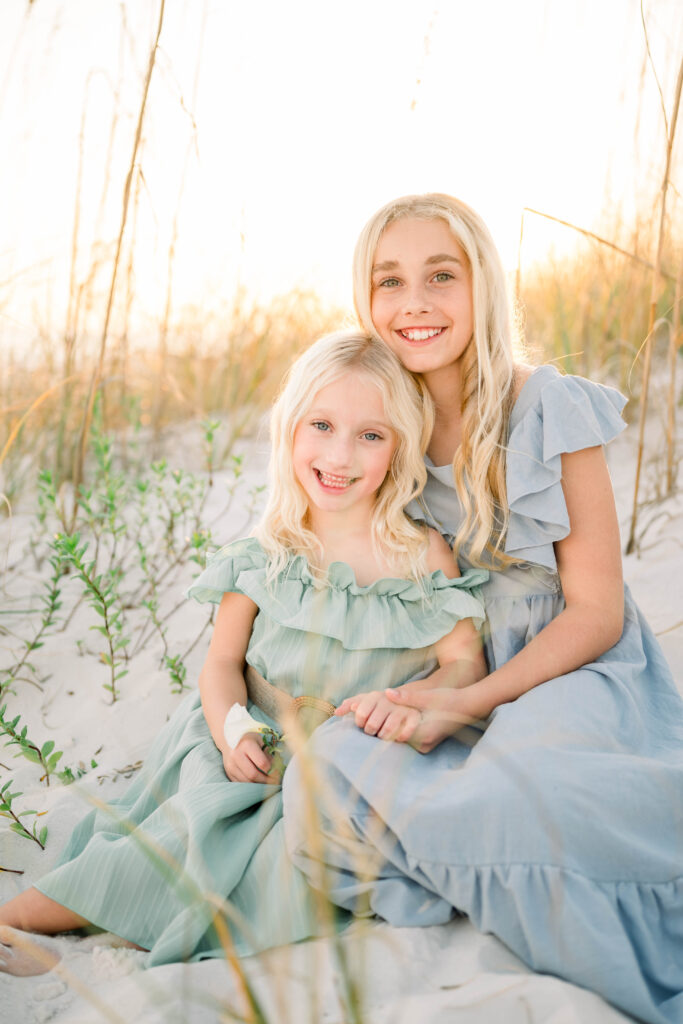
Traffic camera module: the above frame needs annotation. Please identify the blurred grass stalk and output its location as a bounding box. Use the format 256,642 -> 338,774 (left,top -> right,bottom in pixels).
627,53 -> 683,553
72,0 -> 166,524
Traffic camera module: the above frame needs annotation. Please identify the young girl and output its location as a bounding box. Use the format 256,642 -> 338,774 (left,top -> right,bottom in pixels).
283,195 -> 683,1024
0,330 -> 487,974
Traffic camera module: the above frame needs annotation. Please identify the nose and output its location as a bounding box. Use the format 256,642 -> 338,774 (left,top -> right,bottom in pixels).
328,433 -> 354,469
402,281 -> 433,315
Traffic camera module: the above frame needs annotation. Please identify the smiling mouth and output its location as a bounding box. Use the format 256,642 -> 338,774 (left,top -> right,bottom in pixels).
315,469 -> 357,489
398,327 -> 444,342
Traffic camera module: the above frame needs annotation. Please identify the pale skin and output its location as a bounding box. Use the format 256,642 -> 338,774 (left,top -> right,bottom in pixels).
0,367 -> 486,974
351,216 -> 624,752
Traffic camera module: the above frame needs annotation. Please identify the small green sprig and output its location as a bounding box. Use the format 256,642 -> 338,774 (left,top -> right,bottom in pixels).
188,528 -> 212,569
0,534 -> 65,698
0,704 -> 63,786
261,727 -> 286,779
37,468 -> 68,533
59,757 -> 99,785
56,533 -> 129,702
201,418 -> 222,486
164,653 -> 188,694
0,780 -> 48,849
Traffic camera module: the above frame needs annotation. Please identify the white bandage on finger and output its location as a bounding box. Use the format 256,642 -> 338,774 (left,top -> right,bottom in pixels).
223,703 -> 269,750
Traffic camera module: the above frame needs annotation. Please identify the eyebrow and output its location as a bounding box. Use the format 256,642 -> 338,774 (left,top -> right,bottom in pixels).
371,253 -> 465,274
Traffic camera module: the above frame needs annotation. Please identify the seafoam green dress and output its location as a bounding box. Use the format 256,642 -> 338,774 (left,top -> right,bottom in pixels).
35,537 -> 486,965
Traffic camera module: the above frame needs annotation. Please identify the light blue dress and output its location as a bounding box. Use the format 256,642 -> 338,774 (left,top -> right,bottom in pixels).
35,538 -> 485,965
283,367 -> 683,1024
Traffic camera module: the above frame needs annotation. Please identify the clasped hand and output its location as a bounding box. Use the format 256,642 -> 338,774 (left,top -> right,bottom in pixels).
336,684 -> 480,753
222,732 -> 282,784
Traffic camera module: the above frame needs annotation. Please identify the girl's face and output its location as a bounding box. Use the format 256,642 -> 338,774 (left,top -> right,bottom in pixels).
292,372 -> 397,520
370,217 -> 474,377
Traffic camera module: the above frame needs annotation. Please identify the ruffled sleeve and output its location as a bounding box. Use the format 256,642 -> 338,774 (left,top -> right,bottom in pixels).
186,536 -> 269,604
504,366 -> 627,570
187,537 -> 487,651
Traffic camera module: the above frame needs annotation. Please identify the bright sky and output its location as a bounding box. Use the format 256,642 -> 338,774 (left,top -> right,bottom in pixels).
1,0 -> 681,352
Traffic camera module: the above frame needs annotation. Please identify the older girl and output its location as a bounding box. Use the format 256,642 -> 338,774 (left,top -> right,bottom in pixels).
284,195 -> 683,1024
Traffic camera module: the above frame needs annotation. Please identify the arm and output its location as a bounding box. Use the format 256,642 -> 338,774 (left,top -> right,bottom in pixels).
199,591 -> 278,783
336,529 -> 487,739
388,445 -> 624,749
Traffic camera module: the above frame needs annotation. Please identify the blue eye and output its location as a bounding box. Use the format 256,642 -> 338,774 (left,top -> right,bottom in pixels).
312,421 -> 330,431
362,432 -> 382,441
378,277 -> 400,288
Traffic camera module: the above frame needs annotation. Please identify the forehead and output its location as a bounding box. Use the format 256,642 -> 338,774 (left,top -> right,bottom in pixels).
308,371 -> 390,420
373,217 -> 466,265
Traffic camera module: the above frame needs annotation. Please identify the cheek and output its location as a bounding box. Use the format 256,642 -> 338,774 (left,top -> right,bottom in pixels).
292,430 -> 310,467
370,294 -> 390,331
374,445 -> 397,484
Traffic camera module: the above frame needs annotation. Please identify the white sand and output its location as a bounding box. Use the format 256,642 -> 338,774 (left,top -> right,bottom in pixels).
1,415 -> 681,1024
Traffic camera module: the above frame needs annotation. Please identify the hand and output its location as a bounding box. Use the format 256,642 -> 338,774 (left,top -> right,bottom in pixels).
385,685 -> 481,754
335,690 -> 422,742
222,732 -> 282,784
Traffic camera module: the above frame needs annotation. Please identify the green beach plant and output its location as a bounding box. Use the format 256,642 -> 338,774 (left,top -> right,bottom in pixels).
0,779 -> 48,850
0,544 -> 64,698
0,704 -> 63,786
55,532 -> 130,703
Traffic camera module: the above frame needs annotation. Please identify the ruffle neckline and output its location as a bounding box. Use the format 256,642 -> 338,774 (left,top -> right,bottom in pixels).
187,537 -> 487,650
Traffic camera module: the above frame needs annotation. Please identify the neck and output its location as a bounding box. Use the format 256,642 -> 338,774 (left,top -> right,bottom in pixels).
422,363 -> 463,419
307,505 -> 374,545
307,504 -> 386,583
421,365 -> 464,464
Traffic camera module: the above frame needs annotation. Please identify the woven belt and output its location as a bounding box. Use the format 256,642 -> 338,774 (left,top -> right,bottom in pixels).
245,665 -> 336,732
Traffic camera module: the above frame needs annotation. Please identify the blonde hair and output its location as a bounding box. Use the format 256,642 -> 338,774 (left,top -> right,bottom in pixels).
353,193 -> 519,568
254,330 -> 435,584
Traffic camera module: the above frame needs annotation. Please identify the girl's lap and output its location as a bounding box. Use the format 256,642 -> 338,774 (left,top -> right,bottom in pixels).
285,665 -> 683,882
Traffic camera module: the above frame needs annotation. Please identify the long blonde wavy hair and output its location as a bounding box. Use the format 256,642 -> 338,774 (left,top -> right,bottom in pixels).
353,193 -> 520,568
254,330 -> 435,584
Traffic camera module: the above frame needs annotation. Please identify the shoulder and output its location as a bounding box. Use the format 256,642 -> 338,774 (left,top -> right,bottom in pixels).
511,362 -> 536,401
508,364 -> 627,439
186,536 -> 269,605
425,527 -> 460,579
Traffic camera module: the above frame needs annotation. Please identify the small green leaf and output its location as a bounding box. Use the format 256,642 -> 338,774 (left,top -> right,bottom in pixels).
47,751 -> 63,771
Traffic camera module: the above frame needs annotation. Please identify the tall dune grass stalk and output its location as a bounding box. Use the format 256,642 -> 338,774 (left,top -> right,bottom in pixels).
666,263 -> 682,493
0,376 -> 79,472
515,206 -> 676,304
153,8 -> 205,448
73,0 -> 167,520
626,54 -> 683,553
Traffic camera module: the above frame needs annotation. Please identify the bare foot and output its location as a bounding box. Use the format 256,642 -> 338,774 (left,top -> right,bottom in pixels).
0,926 -> 60,976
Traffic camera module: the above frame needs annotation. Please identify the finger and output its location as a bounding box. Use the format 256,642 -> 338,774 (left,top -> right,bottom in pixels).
378,710 -> 411,741
353,694 -> 380,728
385,687 -> 448,711
385,687 -> 412,704
242,762 -> 274,783
394,710 -> 422,743
225,760 -> 249,783
384,685 -> 430,706
335,698 -> 359,716
245,749 -> 273,777
240,737 -> 272,775
363,706 -> 390,736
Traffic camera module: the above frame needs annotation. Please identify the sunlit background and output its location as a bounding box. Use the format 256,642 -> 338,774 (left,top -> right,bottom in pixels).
1,0 -> 681,359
